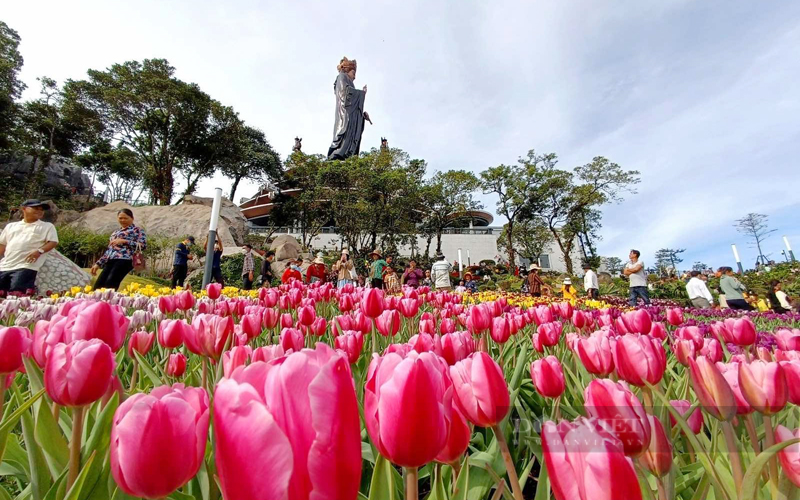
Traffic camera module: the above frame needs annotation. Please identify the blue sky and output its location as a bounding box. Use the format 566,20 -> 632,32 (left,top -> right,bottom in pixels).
5,0 -> 799,268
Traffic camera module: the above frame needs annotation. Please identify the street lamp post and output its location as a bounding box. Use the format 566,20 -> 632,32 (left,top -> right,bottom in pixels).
784,236 -> 796,262
731,244 -> 744,274
202,188 -> 223,288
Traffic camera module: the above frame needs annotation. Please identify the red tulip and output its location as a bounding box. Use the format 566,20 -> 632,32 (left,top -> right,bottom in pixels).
280,327 -> 304,352
665,308 -> 683,326
537,321 -> 563,347
439,317 -> 456,334
688,356 -> 736,421
577,331 -> 615,376
222,346 -> 252,378
450,352 -> 509,427
669,399 -> 704,434
648,322 -> 667,340
467,303 -> 491,334
352,311 -> 372,334
365,349 -> 452,467
206,282 -> 222,300
278,295 -> 290,311
435,406 -> 470,465
489,316 -> 511,344
738,360 -> 788,415
375,309 -> 401,337
215,345 -> 361,499
775,425 -> 800,488
188,314 -> 234,360
309,317 -> 327,337
158,295 -> 178,315
700,338 -> 723,363
361,287 -> 385,319
398,298 -> 420,318
45,339 -> 116,407
338,294 -> 354,312
158,319 -> 190,349
111,384 -> 209,498
0,326 -> 31,374
166,353 -> 187,377
280,313 -> 294,329
439,332 -> 475,366
65,301 -> 129,352
542,418 -> 642,500
127,330 -> 155,358
175,290 -> 196,311
672,339 -> 697,367
531,356 -> 565,398
297,305 -> 316,327
621,310 -> 652,335
408,333 -> 441,354
554,301 -> 573,320
335,331 -> 364,364
723,317 -> 757,346
613,334 -> 666,386
262,308 -> 279,329
781,360 -> 800,405
238,314 -> 260,340
584,379 -> 651,457
639,415 -> 672,477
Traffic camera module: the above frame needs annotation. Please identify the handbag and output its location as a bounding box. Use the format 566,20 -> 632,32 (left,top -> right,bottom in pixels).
132,243 -> 146,271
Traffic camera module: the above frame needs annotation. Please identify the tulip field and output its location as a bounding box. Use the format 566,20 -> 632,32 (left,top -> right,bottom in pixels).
2,283 -> 800,500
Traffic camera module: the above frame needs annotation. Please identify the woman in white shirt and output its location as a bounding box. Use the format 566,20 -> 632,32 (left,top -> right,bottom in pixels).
685,271 -> 714,309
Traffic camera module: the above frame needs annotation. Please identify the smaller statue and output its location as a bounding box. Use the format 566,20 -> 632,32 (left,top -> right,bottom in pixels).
380,137 -> 388,151
293,137 -> 302,152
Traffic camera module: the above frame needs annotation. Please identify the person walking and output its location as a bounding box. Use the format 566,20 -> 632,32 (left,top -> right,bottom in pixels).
171,236 -> 194,288
0,200 -> 59,296
306,254 -> 327,284
685,270 -> 714,308
623,249 -> 650,307
369,250 -> 388,289
241,244 -> 256,290
401,259 -> 424,288
203,234 -> 224,287
582,261 -> 599,299
332,249 -> 355,288
430,253 -> 453,290
91,208 -> 147,291
527,264 -> 544,297
716,266 -> 752,311
260,251 -> 275,287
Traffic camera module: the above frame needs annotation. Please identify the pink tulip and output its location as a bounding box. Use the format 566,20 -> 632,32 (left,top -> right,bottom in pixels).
467,304 -> 491,334
361,288 -> 385,319
239,314 -> 261,340
777,350 -> 800,362
577,331 -> 615,376
352,311 -> 372,334
584,379 -> 651,457
738,360 -> 788,415
32,318 -> 67,367
542,418 -> 642,500
675,326 -> 704,349
260,308 -> 278,330
439,317 -> 456,334
222,346 -> 252,378
537,321 -> 563,347
45,339 -> 116,407
450,352 -> 509,428
418,318 -> 436,335
408,333 -> 441,354
489,316 -> 511,344
621,309 -> 652,335
669,399 -> 704,434
280,313 -> 294,329
439,332 -> 475,366
774,329 -> 800,351
0,326 -> 31,374
435,406 -> 470,465
65,301 -> 129,352
158,319 -> 190,349
531,356 -> 565,398
554,301 -> 573,320
531,305 -> 554,325
365,349 -> 452,467
127,330 -> 155,358
700,338 -> 723,363
672,339 -> 697,367
376,309 -> 401,337
206,282 -> 222,300
639,415 -> 672,477
309,317 -> 327,337
717,362 -> 754,415
775,425 -> 800,488
111,384 -> 209,498
280,327 -> 304,352
158,295 -> 177,314
335,331 -> 364,364
723,317 -> 757,346
166,353 -> 187,377
297,305 -> 316,327
175,290 -> 196,311
398,298 -> 420,318
648,322 -> 667,340
251,345 -> 286,362
613,334 -> 666,386
781,360 -> 800,405
214,344 -> 361,500
688,357 -> 737,421
188,314 -> 234,361
665,308 -> 683,326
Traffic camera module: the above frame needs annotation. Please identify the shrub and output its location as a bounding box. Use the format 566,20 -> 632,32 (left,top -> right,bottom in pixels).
55,225 -> 110,268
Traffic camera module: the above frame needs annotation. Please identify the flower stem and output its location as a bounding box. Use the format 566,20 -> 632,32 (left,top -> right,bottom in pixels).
67,406 -> 85,490
201,358 -> 208,391
405,466 -> 418,500
0,384 -> 5,418
656,477 -> 667,500
128,359 -> 138,393
491,424 -> 524,500
721,420 -> 743,493
763,415 -> 780,490
449,460 -> 462,491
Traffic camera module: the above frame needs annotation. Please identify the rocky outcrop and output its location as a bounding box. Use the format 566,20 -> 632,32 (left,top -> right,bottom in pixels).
0,156 -> 92,195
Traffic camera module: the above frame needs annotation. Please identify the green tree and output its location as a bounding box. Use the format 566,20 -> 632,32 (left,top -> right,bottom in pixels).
734,213 -> 775,265
497,219 -> 552,264
692,261 -> 709,272
655,248 -> 685,276
74,140 -> 146,204
603,256 -> 624,275
0,20 -> 25,150
221,125 -> 281,201
276,152 -> 331,249
420,169 -> 481,253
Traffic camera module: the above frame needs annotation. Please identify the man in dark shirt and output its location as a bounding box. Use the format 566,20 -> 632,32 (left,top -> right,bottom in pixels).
204,234 -> 224,287
171,236 -> 194,288
260,251 -> 275,287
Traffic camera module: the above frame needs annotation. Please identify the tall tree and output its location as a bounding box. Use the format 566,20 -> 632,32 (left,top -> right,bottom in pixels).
496,219 -> 552,264
481,150 -> 555,266
221,125 -> 281,201
276,152 -> 331,249
0,20 -> 25,150
603,256 -> 624,275
654,248 -> 685,276
421,169 -> 482,253
734,213 -> 775,265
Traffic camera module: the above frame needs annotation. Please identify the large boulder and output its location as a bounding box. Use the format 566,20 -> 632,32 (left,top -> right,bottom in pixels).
68,196 -> 248,248
0,156 -> 92,195
270,235 -> 301,261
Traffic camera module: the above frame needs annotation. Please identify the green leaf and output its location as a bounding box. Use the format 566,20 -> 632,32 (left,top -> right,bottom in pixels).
361,441 -> 375,464
63,452 -> 96,500
168,492 -> 196,500
78,395 -> 119,500
35,395 -> 69,475
134,350 -> 165,387
42,470 -> 67,500
22,358 -> 45,395
0,486 -> 12,500
451,456 -> 470,500
425,465 -> 449,500
368,455 -> 397,500
0,388 -> 46,464
20,390 -> 53,500
532,457 -> 549,500
739,438 -> 800,500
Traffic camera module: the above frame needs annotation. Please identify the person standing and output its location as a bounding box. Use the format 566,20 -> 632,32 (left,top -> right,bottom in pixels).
307,254 -> 327,284
91,208 -> 148,291
527,264 -> 544,297
685,270 -> 714,308
422,269 -> 433,288
402,259 -> 424,288
203,234 -> 224,287
623,249 -> 650,307
332,249 -> 355,288
171,236 -> 195,288
383,266 -> 401,293
430,253 -> 453,290
260,251 -> 275,287
369,250 -> 388,289
716,266 -> 752,311
241,244 -> 255,290
0,200 -> 59,296
582,262 -> 599,299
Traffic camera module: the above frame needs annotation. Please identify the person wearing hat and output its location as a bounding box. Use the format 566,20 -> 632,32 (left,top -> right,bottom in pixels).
332,249 -> 355,288
0,200 -> 59,296
560,278 -> 578,301
430,252 -> 453,290
306,253 -> 328,284
281,258 -> 303,284
369,249 -> 388,289
171,235 -> 195,288
527,263 -> 544,297
582,261 -> 599,299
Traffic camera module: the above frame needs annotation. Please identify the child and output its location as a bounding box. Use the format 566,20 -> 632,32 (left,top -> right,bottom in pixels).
383,266 -> 401,294
455,280 -> 467,293
560,278 -> 578,301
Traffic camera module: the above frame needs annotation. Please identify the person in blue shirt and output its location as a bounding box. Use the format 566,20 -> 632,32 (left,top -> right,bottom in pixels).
464,273 -> 478,293
204,234 -> 224,287
171,236 -> 195,288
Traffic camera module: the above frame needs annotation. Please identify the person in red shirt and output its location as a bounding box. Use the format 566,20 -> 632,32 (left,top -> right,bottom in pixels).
281,259 -> 303,284
306,255 -> 327,284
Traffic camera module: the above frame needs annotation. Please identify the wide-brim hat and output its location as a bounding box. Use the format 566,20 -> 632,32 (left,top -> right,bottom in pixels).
529,264 -> 540,271
370,249 -> 382,258
464,273 -> 473,279
341,248 -> 350,255
313,257 -> 325,264
563,278 -> 572,285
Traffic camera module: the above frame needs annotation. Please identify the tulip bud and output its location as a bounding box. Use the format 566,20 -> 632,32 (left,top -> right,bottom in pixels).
781,360 -> 800,405
361,288 -> 385,319
666,307 -> 684,326
439,332 -> 475,366
577,331 -> 615,376
435,406 -> 470,465
127,330 -> 155,358
297,305 -> 316,327
669,399 -> 704,435
450,352 -> 509,427
376,309 -> 401,337
738,360 -> 788,415
398,298 -> 420,318
639,415 -> 672,477
613,334 -> 666,386
66,301 -> 129,352
490,316 -> 511,344
621,309 -> 652,335
584,379 -> 651,457
206,282 -> 222,300
688,357 -> 736,421
335,331 -> 364,364
0,326 -> 31,374
166,353 -> 187,377
45,339 -> 116,407
222,346 -> 252,378
775,425 -> 800,488
467,304 -> 491,334
280,327 -> 304,352
531,356 -> 565,399
158,319 -> 190,349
